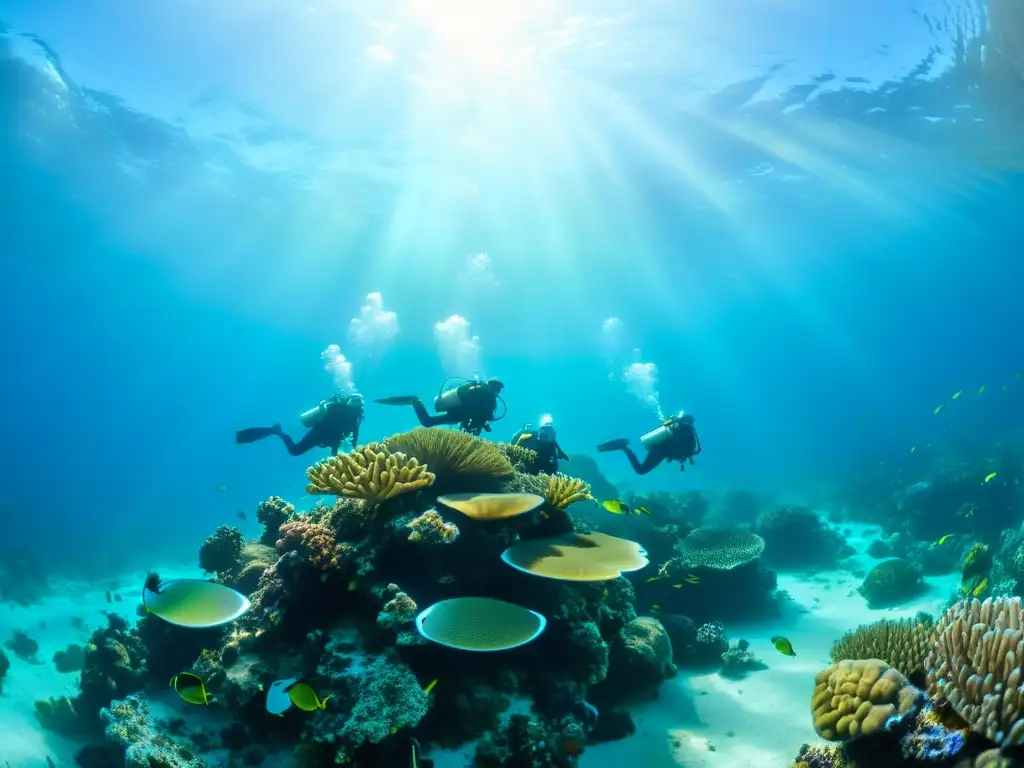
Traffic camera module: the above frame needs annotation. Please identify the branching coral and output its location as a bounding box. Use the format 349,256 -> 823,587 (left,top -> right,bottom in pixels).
305,445 -> 434,505
407,509 -> 460,544
857,559 -> 925,608
674,526 -> 765,570
812,658 -> 923,741
542,473 -> 593,510
276,521 -> 342,571
256,495 -> 295,546
829,617 -> 934,679
198,525 -> 244,576
926,596 -> 1024,746
383,427 -> 514,484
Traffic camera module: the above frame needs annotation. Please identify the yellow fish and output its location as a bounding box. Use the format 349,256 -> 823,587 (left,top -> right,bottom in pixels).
979,385 -> 986,395
952,390 -> 962,399
672,583 -> 683,589
646,576 -> 665,583
771,636 -> 796,656
650,604 -> 661,612
423,679 -> 438,695
637,506 -> 652,516
684,574 -> 701,584
936,534 -> 954,546
984,472 -> 997,484
347,580 -> 359,592
286,681 -> 331,712
170,672 -> 213,705
972,577 -> 988,598
933,404 -> 943,415
910,446 -> 916,453
602,499 -> 630,515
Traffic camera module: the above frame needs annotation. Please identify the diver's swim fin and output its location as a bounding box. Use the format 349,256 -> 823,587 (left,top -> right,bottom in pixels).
596,438 -> 630,452
235,426 -> 280,444
374,396 -> 422,406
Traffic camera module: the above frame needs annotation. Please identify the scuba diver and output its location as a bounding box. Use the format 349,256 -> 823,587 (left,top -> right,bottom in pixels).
597,413 -> 701,475
376,378 -> 506,436
235,393 -> 364,456
512,421 -> 570,474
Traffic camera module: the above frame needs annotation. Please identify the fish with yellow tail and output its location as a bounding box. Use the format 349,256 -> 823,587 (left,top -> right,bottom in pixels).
936,534 -> 954,546
771,636 -> 796,656
170,672 -> 214,705
984,472 -> 998,484
265,678 -> 331,716
602,500 -> 630,515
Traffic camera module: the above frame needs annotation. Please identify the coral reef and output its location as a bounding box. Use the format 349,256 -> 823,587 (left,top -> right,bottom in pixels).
496,441 -> 539,473
829,617 -> 934,679
383,427 -> 514,489
103,695 -> 206,767
603,616 -> 675,698
812,659 -> 924,740
674,526 -> 766,570
694,621 -> 730,665
276,520 -> 343,571
5,628 -> 40,662
857,558 -> 925,608
754,506 -> 851,568
256,495 -> 294,546
407,508 -> 460,544
198,524 -> 244,576
53,642 -> 85,673
376,586 -> 417,629
719,639 -> 767,679
306,444 -> 435,506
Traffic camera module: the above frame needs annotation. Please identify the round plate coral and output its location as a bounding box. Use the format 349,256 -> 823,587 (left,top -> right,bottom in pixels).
414,597 -> 547,651
500,532 -> 649,581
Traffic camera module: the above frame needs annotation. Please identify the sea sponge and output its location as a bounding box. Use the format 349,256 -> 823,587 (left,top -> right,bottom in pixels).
256,495 -> 295,546
674,526 -> 765,570
198,525 -> 244,576
858,559 -> 925,608
811,659 -> 923,741
926,596 -> 1024,746
383,427 -> 514,484
407,509 -> 460,544
276,521 -> 341,571
829,617 -> 934,678
306,445 -> 435,504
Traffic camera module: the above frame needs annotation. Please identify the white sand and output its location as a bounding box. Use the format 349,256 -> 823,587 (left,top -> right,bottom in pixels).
0,526 -> 961,768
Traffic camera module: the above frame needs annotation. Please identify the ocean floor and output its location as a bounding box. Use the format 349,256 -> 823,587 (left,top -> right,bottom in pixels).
0,523 -> 961,768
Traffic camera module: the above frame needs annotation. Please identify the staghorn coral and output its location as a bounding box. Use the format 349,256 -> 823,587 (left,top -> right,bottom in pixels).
276,520 -> 342,571
812,658 -> 924,741
674,526 -> 765,570
305,444 -> 434,505
383,427 -> 514,485
829,617 -> 934,679
858,559 -> 925,608
256,495 -> 295,546
407,508 -> 460,544
926,596 -> 1024,746
198,525 -> 244,576
377,589 -> 418,629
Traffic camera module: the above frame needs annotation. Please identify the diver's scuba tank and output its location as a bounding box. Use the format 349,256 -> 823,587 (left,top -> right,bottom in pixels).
640,417 -> 680,450
435,381 -> 483,412
299,400 -> 331,427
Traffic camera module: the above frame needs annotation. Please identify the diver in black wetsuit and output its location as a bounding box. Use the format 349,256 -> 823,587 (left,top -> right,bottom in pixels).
376,378 -> 505,436
236,394 -> 364,456
597,413 -> 701,475
512,421 -> 570,474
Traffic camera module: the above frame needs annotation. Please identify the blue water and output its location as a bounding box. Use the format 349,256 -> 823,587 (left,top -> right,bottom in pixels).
1,0 -> 1023,578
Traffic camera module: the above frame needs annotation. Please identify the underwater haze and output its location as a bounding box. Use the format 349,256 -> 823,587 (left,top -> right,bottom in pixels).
4,0 -> 1024,574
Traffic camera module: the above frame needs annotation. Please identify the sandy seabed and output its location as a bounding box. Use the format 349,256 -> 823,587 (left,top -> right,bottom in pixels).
0,524 -> 960,768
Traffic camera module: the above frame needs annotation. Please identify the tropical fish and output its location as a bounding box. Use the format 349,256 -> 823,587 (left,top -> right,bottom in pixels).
142,573 -> 250,628
910,446 -> 916,453
650,604 -> 661,612
978,385 -> 986,395
771,636 -> 796,656
287,681 -> 331,712
410,736 -> 435,768
236,510 -> 246,521
636,506 -> 652,516
602,500 -> 630,515
347,580 -> 359,592
657,560 -> 674,577
952,390 -> 962,400
936,534 -> 954,546
933,405 -> 943,415
266,678 -> 298,716
170,672 -> 213,705
645,576 -> 665,583
683,574 -> 701,584
972,577 -> 989,597
423,678 -> 438,695
672,583 -> 683,589
984,472 -> 997,484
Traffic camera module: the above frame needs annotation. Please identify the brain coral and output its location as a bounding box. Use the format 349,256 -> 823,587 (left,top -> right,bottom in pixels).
926,596 -> 1024,746
830,617 -> 934,679
674,526 -> 765,570
812,658 -> 923,741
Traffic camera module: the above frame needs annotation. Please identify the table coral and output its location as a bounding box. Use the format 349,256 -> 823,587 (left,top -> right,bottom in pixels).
407,508 -> 460,544
305,445 -> 435,505
812,658 -> 923,741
